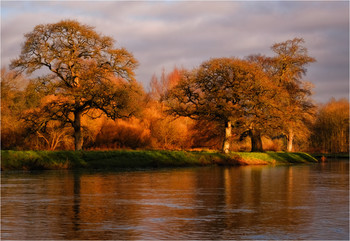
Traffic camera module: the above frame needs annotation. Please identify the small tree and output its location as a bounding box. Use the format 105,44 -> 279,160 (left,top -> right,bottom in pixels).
147,67 -> 193,150
11,20 -> 142,150
165,58 -> 274,153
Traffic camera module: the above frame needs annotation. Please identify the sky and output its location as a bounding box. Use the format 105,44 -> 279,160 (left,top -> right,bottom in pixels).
1,0 -> 349,103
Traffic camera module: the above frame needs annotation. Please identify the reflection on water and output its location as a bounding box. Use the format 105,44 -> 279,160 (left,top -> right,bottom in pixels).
1,161 -> 349,240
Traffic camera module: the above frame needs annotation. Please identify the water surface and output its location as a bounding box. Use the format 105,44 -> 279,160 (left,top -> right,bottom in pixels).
1,161 -> 349,240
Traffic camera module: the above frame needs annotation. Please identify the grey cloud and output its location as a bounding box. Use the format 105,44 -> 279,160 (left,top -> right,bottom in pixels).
314,81 -> 349,103
1,1 -> 348,103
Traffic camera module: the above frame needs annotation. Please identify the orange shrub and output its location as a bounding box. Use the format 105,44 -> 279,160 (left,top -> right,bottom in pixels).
94,118 -> 151,149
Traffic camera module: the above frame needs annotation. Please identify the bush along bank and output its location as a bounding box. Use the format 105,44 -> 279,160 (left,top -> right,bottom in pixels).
0,150 -> 318,171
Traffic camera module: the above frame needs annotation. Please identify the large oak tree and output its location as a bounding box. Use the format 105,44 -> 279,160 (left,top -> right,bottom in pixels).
165,58 -> 277,153
11,20 -> 142,150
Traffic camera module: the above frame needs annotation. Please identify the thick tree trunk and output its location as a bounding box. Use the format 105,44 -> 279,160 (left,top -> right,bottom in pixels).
73,111 -> 83,151
222,121 -> 232,154
249,129 -> 263,152
287,129 -> 294,152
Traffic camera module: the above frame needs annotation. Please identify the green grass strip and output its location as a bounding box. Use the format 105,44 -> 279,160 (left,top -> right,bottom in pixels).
1,150 -> 318,171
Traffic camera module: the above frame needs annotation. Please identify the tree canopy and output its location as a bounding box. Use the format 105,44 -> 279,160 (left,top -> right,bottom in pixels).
165,57 -> 278,153
310,98 -> 349,153
11,20 -> 143,150
6,26 -> 343,154
270,38 -> 316,151
165,39 -> 316,153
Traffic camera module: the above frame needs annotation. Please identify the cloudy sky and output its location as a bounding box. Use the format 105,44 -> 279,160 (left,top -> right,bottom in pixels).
1,0 -> 349,103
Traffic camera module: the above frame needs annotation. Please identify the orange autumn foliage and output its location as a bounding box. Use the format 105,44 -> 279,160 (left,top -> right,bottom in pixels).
94,118 -> 151,150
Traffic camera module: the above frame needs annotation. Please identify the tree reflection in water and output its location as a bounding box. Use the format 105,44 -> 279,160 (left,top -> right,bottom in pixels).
1,161 -> 349,240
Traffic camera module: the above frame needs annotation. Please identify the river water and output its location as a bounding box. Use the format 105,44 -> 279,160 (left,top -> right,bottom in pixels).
1,160 -> 349,240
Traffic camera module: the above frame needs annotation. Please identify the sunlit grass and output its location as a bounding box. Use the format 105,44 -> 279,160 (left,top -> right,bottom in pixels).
1,150 -> 87,170
1,150 -> 318,171
230,152 -> 318,164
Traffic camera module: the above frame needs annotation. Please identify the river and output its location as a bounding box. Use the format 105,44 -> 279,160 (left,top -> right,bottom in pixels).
1,160 -> 349,240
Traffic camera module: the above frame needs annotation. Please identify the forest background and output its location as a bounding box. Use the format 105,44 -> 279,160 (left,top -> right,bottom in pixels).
1,20 -> 349,154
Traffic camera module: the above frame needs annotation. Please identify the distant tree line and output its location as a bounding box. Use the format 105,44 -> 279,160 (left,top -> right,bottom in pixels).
1,20 -> 349,153
309,98 -> 349,153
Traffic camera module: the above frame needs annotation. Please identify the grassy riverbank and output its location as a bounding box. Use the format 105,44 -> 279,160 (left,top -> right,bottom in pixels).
1,150 -> 318,171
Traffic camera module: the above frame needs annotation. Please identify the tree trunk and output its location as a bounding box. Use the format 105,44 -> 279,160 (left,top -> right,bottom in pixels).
73,111 -> 83,151
249,129 -> 263,152
222,121 -> 232,154
287,129 -> 294,152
